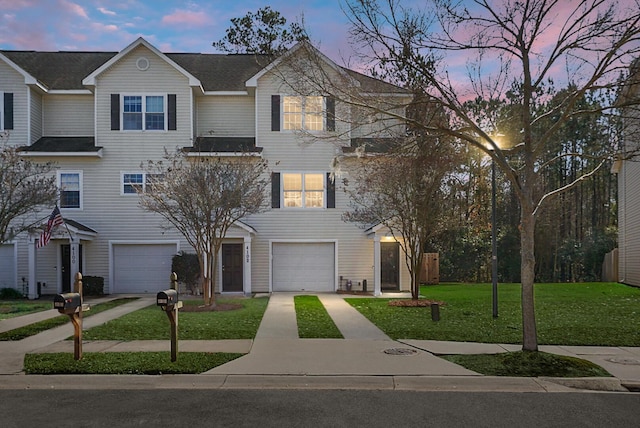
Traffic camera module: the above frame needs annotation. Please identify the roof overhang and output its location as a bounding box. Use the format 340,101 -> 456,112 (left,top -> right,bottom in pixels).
49,219 -> 98,241
0,52 -> 47,91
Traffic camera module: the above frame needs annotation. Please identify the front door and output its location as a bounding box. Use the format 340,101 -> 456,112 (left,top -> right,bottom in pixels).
222,243 -> 243,292
61,244 -> 83,293
381,242 -> 399,291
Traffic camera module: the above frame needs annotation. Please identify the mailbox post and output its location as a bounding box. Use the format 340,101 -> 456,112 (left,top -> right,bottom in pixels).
157,272 -> 182,362
53,272 -> 89,360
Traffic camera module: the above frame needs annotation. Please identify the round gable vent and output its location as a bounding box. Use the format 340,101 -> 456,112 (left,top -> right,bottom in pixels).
136,57 -> 150,71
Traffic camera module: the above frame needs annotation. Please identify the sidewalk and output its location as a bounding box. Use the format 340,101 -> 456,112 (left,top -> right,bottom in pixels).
1,292 -> 639,392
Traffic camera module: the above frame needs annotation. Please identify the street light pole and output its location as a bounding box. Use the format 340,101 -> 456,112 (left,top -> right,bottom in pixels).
491,159 -> 498,318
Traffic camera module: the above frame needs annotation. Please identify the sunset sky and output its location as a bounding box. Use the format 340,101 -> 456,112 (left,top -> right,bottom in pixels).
0,0 -> 352,58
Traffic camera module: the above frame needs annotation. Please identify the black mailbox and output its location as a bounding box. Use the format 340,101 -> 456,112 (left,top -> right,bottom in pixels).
54,293 -> 82,314
157,289 -> 178,309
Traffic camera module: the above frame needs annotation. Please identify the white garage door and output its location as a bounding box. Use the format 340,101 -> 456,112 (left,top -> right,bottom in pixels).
0,244 -> 16,289
113,244 -> 177,293
272,242 -> 335,292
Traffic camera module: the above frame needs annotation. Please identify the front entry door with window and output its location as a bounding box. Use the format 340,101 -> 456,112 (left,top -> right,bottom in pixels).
381,242 -> 399,291
61,244 -> 83,293
222,243 -> 243,292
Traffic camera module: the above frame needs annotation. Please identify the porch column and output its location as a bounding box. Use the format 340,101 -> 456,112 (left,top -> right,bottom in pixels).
373,235 -> 381,296
28,236 -> 37,299
70,236 -> 80,281
243,236 -> 252,296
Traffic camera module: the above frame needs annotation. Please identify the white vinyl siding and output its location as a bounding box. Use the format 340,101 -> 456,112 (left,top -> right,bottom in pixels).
0,243 -> 17,289
43,94 -> 94,136
0,60 -> 27,144
196,95 -> 255,137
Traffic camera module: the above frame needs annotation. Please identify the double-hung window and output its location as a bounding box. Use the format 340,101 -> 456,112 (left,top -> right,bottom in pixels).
58,171 -> 82,209
122,172 -> 161,194
122,95 -> 165,130
283,173 -> 325,208
283,96 -> 324,131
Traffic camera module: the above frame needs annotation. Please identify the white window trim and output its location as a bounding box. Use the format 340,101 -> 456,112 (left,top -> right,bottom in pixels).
281,171 -> 327,209
121,171 -> 158,195
121,93 -> 167,132
281,95 -> 326,132
57,170 -> 83,210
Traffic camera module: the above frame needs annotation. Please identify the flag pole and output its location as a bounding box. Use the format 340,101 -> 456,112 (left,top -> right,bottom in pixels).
58,205 -> 74,242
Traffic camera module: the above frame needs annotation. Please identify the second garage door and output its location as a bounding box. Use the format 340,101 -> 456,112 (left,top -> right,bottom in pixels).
112,243 -> 177,293
272,242 -> 335,292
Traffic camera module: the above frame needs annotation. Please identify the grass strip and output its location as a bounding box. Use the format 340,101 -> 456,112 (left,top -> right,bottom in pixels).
0,301 -> 53,319
24,352 -> 243,375
346,282 -> 640,346
0,298 -> 138,341
83,297 -> 269,340
294,295 -> 343,339
441,351 -> 612,377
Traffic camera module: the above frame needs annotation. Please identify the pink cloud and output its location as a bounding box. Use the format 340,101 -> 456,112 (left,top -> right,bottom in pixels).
98,7 -> 116,16
61,0 -> 88,19
161,10 -> 208,27
0,0 -> 34,10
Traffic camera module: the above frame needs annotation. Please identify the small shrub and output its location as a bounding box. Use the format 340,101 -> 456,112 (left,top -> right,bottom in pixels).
82,276 -> 104,296
0,287 -> 24,300
172,252 -> 200,294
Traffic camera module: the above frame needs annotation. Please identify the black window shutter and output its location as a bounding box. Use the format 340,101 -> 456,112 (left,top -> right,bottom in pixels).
271,95 -> 280,131
271,172 -> 281,208
168,94 -> 177,130
326,96 -> 335,132
110,94 -> 120,130
3,93 -> 13,130
326,172 -> 335,208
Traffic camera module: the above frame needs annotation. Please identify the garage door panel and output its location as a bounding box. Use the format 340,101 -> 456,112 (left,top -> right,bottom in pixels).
0,244 -> 16,289
273,243 -> 334,292
113,244 -> 177,293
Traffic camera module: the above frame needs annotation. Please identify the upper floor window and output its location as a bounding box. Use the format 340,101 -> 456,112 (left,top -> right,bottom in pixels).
122,172 -> 162,194
123,95 -> 165,130
283,96 -> 324,131
58,171 -> 82,209
1,92 -> 13,131
283,173 -> 325,208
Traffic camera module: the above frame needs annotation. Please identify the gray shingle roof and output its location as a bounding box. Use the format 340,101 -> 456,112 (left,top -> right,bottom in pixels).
1,48 -> 405,93
20,137 -> 101,152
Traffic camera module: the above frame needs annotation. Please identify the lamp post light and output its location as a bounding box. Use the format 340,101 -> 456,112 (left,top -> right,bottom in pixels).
491,158 -> 498,318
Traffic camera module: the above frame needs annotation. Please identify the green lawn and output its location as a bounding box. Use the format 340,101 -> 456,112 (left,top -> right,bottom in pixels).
0,300 -> 52,319
24,352 -> 243,375
83,297 -> 269,340
294,295 -> 343,338
0,298 -> 138,341
346,282 -> 640,346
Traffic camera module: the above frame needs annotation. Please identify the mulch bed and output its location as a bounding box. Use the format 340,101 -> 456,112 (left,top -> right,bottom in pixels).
388,299 -> 445,307
180,303 -> 242,312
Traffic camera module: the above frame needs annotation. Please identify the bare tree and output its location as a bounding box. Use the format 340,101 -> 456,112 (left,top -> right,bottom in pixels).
344,134 -> 459,299
139,150 -> 269,306
0,133 -> 58,243
332,0 -> 640,351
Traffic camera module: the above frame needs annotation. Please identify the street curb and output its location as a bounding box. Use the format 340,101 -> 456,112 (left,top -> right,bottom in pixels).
540,377 -> 630,392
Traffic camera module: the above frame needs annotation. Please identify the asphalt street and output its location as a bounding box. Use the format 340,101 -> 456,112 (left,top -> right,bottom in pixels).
2,389 -> 639,427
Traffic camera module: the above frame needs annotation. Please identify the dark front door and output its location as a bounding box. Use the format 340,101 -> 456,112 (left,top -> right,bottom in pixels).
381,242 -> 399,291
61,244 -> 83,293
222,243 -> 243,292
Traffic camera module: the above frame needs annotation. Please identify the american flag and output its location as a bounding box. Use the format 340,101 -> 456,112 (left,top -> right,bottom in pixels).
37,206 -> 64,248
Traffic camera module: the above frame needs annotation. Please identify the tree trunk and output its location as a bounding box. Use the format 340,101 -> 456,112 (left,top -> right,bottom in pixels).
520,207 -> 538,351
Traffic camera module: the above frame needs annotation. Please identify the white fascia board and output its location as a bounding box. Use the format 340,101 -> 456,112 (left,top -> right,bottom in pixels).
0,52 -> 44,88
245,41 -> 357,88
47,90 -> 94,95
82,37 -> 202,87
203,91 -> 249,96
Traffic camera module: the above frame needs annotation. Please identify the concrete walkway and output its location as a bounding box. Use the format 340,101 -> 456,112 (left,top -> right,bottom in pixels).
1,292 -> 639,392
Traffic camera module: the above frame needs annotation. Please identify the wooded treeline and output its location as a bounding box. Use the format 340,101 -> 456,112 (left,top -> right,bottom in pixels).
434,87 -> 618,283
